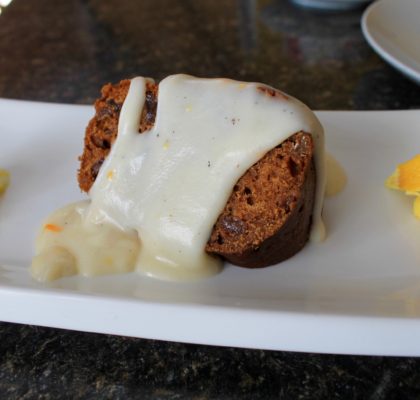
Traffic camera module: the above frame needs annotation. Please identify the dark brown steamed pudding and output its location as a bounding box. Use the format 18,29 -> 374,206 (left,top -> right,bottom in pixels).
78,80 -> 316,269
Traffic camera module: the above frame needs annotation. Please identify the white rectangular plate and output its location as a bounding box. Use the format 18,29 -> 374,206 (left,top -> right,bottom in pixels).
1,99 -> 420,356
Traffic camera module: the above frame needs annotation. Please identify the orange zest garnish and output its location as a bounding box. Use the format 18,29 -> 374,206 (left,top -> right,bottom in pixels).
397,155 -> 420,193
386,154 -> 420,219
107,170 -> 114,181
44,223 -> 63,233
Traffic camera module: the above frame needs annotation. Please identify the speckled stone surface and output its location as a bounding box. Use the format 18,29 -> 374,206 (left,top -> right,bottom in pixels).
0,0 -> 419,109
1,0 -> 420,398
1,322 -> 420,400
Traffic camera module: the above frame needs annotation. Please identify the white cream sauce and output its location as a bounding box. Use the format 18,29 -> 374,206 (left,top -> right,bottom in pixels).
31,201 -> 139,281
32,74 -> 326,282
325,153 -> 347,197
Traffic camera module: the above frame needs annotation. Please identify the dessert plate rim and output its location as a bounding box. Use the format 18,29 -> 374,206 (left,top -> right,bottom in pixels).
1,98 -> 420,356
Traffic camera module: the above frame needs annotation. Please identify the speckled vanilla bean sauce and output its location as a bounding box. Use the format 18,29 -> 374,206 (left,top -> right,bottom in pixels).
31,75 -> 326,282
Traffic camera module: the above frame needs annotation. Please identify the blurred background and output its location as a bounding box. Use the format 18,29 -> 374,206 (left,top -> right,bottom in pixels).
0,0 -> 419,109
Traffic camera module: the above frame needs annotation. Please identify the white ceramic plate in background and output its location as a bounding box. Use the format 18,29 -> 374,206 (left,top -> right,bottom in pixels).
1,99 -> 420,356
362,0 -> 420,84
291,0 -> 371,11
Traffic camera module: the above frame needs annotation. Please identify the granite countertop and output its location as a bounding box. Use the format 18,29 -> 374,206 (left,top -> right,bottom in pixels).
1,0 -> 420,398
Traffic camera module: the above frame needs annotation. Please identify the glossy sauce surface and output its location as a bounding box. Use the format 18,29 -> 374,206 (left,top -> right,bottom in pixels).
32,75 -> 325,282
